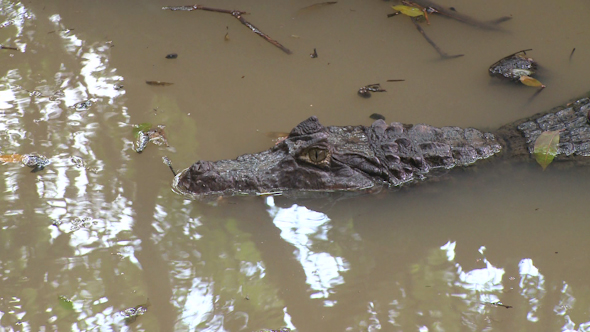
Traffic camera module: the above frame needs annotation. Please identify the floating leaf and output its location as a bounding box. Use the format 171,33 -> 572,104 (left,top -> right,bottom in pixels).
533,130 -> 561,170
0,154 -> 23,163
148,125 -> 169,147
392,5 -> 424,17
132,123 -> 152,138
58,296 -> 74,310
519,76 -> 545,88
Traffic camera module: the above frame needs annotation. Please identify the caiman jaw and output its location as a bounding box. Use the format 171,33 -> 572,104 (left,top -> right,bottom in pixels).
174,149 -> 286,198
173,144 -> 379,199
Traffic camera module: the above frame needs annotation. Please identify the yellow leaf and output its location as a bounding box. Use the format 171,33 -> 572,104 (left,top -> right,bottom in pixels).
392,5 -> 424,17
519,76 -> 545,88
0,154 -> 23,163
533,130 -> 561,170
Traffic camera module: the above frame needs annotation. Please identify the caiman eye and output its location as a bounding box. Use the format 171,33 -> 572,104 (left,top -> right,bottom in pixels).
308,148 -> 327,163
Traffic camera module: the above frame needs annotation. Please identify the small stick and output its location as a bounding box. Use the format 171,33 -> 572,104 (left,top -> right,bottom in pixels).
146,81 -> 174,86
411,18 -> 463,59
310,48 -> 318,58
386,79 -> 405,82
163,5 -> 239,14
569,47 -> 576,61
299,2 -> 337,11
163,5 -> 291,54
411,0 -> 509,30
163,156 -> 177,176
231,11 -> 292,54
0,45 -> 18,51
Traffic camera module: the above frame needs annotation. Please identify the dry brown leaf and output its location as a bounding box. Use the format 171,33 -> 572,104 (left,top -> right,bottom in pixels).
519,76 -> 545,88
0,154 -> 23,163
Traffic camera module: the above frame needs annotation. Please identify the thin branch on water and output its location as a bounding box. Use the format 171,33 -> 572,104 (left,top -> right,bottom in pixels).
162,5 -> 292,54
299,2 -> 337,11
410,18 -> 463,59
411,0 -> 510,30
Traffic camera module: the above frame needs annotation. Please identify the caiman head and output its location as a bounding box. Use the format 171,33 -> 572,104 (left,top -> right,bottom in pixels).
173,116 -> 501,199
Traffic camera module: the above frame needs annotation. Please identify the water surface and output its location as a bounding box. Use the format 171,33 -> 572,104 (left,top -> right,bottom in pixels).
1,0 -> 590,331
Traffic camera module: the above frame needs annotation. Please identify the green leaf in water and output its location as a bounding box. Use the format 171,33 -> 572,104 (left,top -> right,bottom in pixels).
392,5 -> 424,17
533,130 -> 562,170
57,295 -> 74,310
132,123 -> 152,138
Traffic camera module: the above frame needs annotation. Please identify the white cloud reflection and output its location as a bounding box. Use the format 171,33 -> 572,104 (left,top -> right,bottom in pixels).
266,197 -> 349,303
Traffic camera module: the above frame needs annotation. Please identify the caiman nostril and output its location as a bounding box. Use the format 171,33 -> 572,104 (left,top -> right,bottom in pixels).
190,161 -> 213,174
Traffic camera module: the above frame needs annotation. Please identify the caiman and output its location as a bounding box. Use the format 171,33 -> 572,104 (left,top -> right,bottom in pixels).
173,97 -> 590,199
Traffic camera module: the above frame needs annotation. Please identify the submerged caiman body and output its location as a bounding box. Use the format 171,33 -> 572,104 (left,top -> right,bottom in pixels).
174,98 -> 590,199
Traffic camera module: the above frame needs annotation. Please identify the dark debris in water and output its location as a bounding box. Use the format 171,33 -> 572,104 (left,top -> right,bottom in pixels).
71,156 -> 99,173
370,113 -> 385,121
133,124 -> 169,153
135,131 -> 150,153
146,81 -> 174,86
70,217 -> 97,232
122,298 -> 151,325
72,100 -> 93,111
489,49 -> 537,82
358,83 -> 386,98
22,154 -> 50,172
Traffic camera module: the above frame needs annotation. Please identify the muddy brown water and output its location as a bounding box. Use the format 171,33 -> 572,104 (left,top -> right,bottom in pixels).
1,0 -> 590,331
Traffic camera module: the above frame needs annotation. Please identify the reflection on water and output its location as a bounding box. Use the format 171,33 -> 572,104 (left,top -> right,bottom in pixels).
268,197 -> 349,304
2,0 -> 590,331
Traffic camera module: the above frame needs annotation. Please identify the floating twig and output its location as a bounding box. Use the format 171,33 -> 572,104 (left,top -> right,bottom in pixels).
482,302 -> 513,309
163,5 -> 291,54
386,79 -> 405,82
163,156 -> 177,176
411,0 -> 510,30
146,81 -> 174,86
569,47 -> 576,61
0,45 -> 18,51
231,11 -> 292,54
410,18 -> 463,59
299,2 -> 337,11
310,48 -> 318,58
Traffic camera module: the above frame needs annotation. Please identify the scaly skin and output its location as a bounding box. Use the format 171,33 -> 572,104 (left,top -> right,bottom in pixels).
495,97 -> 590,164
174,116 -> 501,199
